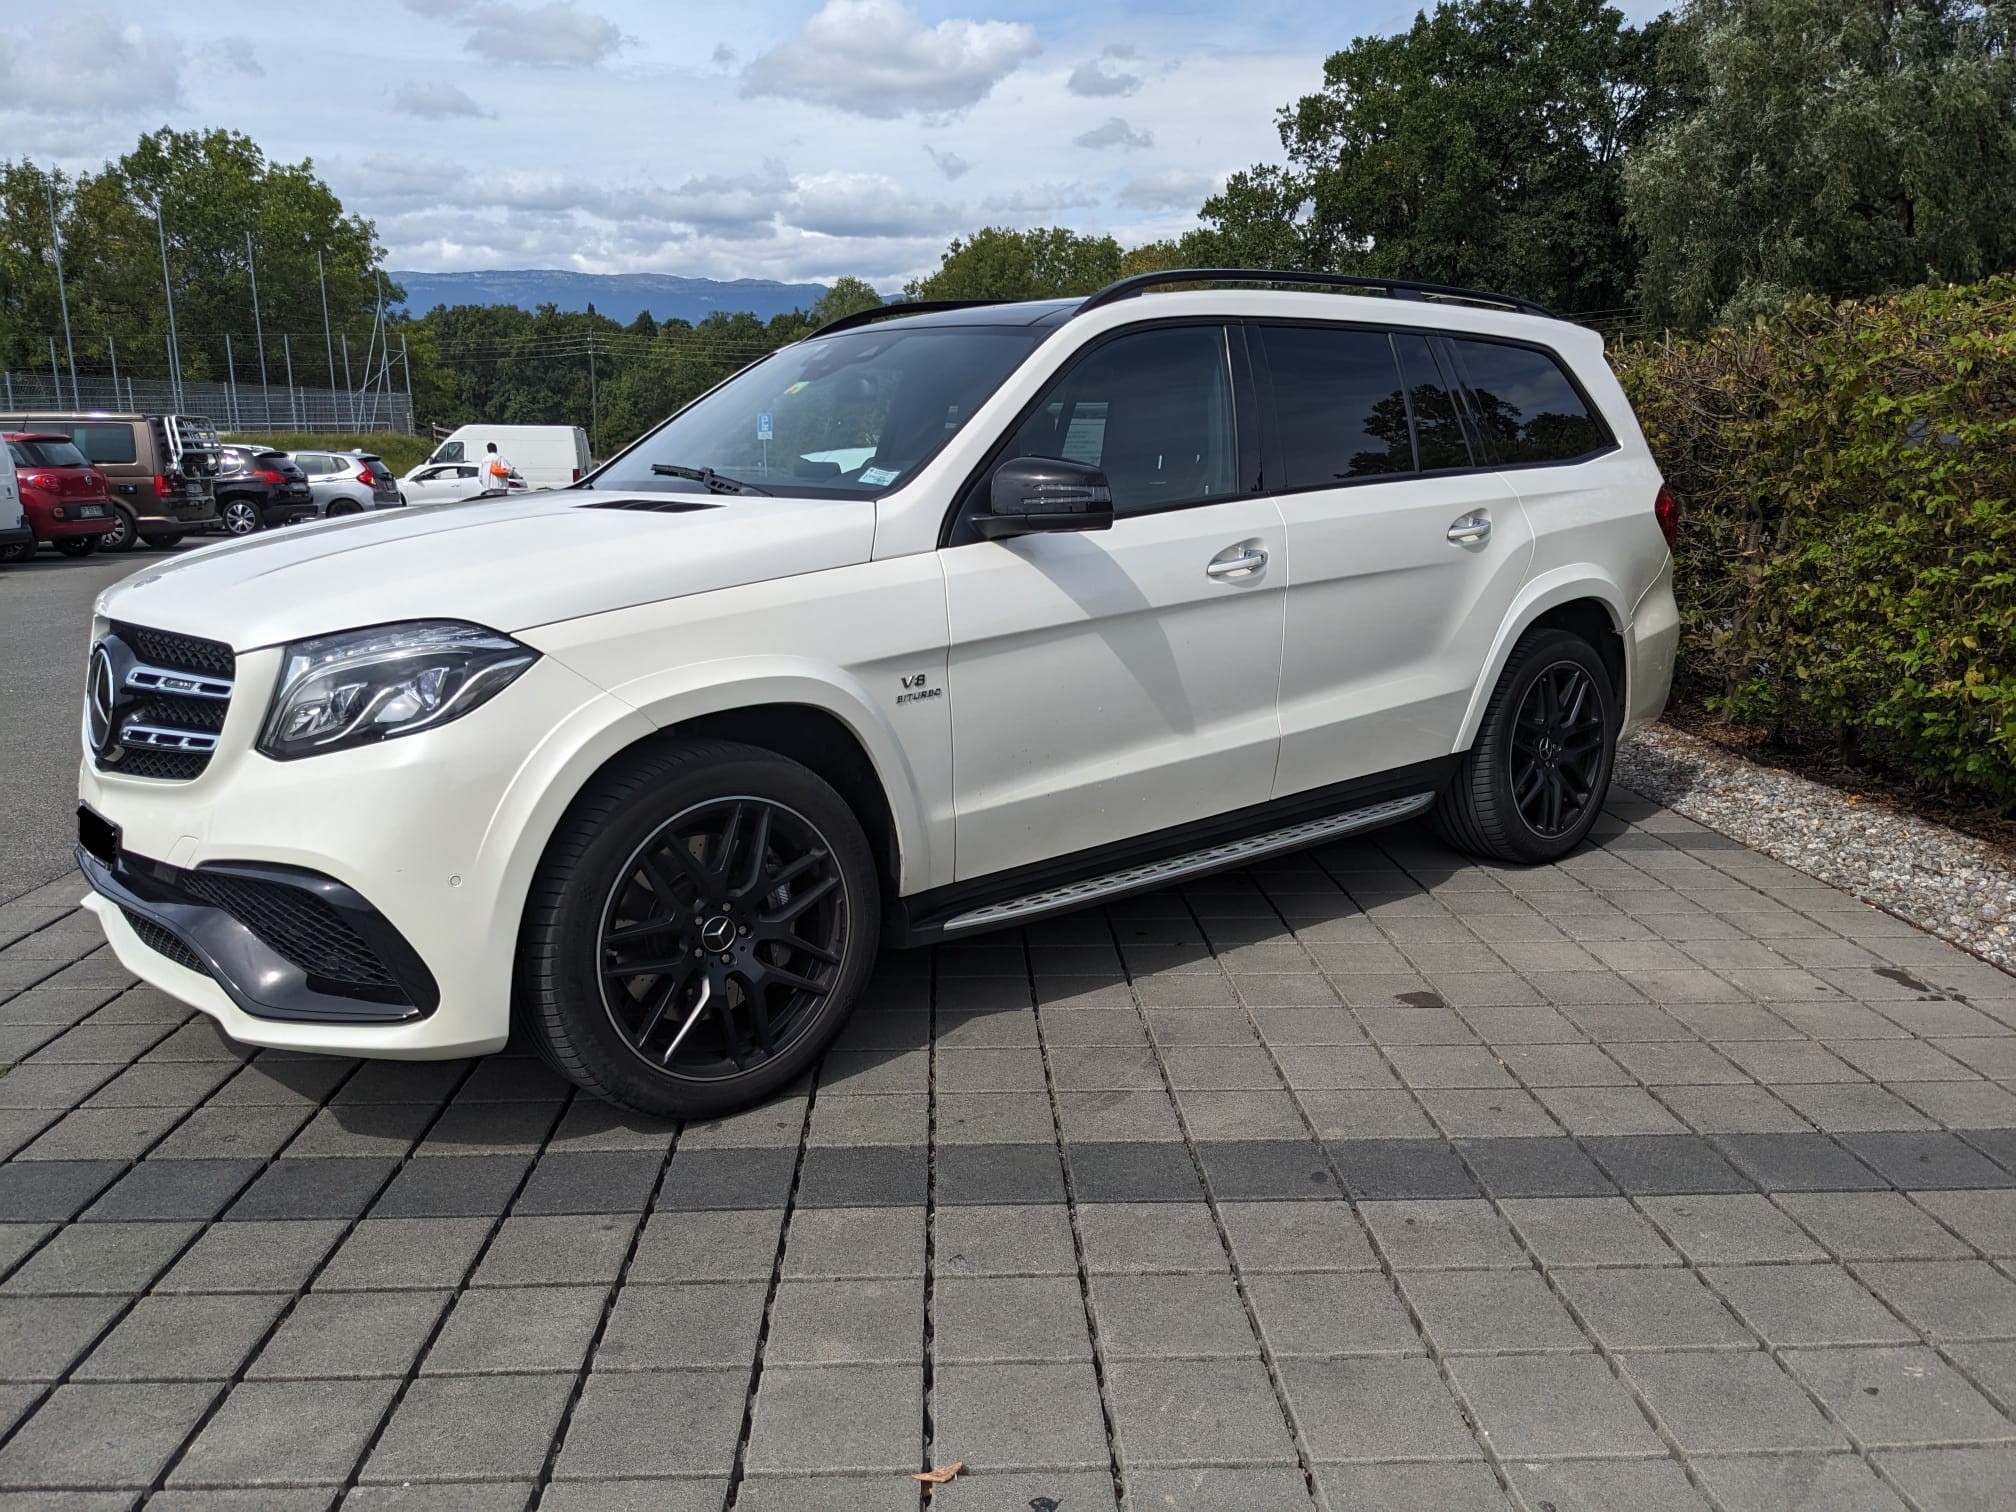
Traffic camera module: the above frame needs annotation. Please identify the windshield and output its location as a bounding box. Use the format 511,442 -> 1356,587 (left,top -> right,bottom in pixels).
588,324 -> 1049,499
7,438 -> 88,468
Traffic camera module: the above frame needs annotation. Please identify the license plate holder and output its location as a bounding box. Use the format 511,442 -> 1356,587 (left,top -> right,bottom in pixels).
79,805 -> 121,867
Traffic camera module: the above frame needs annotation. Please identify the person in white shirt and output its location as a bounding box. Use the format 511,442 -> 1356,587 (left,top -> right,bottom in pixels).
480,443 -> 514,497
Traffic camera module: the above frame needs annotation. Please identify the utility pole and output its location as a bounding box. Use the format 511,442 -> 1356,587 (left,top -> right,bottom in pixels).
245,231 -> 270,423
400,334 -> 414,435
588,331 -> 599,459
153,198 -> 183,413
317,250 -> 338,411
46,177 -> 79,407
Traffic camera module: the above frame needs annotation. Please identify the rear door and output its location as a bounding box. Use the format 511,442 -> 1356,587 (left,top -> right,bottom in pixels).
1255,323 -> 1531,798
941,322 -> 1288,881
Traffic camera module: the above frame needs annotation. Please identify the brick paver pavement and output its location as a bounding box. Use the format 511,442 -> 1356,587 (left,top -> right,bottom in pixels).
3,797 -> 2015,1510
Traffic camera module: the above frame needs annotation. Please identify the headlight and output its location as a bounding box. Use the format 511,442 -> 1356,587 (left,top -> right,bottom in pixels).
258,621 -> 537,760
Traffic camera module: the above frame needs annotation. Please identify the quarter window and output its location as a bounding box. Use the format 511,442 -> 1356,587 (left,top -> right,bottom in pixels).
66,423 -> 138,465
1256,325 -> 1413,487
1007,325 -> 1236,516
1448,339 -> 1608,464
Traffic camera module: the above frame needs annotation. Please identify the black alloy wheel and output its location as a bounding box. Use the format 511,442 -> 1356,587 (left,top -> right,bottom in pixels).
1508,662 -> 1606,839
599,797 -> 847,1078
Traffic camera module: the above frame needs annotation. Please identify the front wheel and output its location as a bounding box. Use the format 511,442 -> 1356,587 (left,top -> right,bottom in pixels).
99,504 -> 140,553
1433,628 -> 1618,864
220,499 -> 261,536
0,541 -> 31,564
517,739 -> 881,1119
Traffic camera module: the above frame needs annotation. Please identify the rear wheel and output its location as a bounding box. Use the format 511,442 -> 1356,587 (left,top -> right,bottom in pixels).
1433,627 -> 1617,864
0,541 -> 31,564
53,536 -> 100,558
517,739 -> 880,1119
220,499 -> 261,536
99,504 -> 140,553
327,501 -> 361,518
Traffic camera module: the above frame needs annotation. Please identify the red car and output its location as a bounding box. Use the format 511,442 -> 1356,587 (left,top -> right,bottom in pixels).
0,432 -> 119,560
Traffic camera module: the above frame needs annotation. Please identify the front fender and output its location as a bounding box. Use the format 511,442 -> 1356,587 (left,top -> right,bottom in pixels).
1452,567 -> 1632,752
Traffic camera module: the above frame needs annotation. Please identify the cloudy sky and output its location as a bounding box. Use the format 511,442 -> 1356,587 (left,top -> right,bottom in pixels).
3,0 -> 1667,288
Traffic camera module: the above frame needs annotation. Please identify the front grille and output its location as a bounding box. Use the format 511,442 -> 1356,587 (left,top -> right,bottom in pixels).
123,909 -> 206,973
177,870 -> 400,992
94,621 -> 236,781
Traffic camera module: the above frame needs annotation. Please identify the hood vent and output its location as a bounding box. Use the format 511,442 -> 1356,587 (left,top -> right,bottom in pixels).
583,498 -> 722,515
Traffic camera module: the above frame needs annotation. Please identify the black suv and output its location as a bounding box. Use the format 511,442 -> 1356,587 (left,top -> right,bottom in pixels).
214,446 -> 317,536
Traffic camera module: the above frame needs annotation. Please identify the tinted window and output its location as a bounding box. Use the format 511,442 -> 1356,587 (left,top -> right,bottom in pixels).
1394,336 -> 1471,471
1257,325 -> 1412,487
67,423 -> 138,465
7,438 -> 88,467
1449,339 -> 1607,464
1008,325 -> 1236,516
435,443 -> 465,463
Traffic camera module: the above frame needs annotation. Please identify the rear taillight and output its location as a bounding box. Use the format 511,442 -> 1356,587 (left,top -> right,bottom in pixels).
154,474 -> 174,498
1654,485 -> 1678,551
355,466 -> 377,486
23,472 -> 58,491
255,468 -> 284,485
52,505 -> 68,521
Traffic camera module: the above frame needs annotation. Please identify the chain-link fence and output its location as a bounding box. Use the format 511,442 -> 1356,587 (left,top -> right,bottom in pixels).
0,368 -> 412,433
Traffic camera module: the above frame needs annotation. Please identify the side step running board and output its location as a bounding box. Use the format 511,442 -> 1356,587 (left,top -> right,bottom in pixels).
940,792 -> 1436,933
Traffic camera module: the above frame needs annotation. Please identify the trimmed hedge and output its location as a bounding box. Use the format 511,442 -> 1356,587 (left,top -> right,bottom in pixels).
1611,279 -> 2016,808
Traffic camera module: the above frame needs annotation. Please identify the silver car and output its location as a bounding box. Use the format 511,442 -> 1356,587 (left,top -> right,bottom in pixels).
288,450 -> 403,516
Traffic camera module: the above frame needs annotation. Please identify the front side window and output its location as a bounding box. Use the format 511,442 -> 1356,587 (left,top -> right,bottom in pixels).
1256,325 -> 1413,488
591,325 -> 1049,500
67,423 -> 138,465
1005,324 -> 1236,516
1449,339 -> 1608,464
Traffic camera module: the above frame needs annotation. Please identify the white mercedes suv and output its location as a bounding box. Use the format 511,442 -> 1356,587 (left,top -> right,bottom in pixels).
74,270 -> 1678,1118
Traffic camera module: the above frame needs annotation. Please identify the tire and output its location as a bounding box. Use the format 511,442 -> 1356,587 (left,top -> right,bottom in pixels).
220,498 -> 262,536
517,738 -> 881,1119
1432,627 -> 1618,864
53,536 -> 100,558
327,501 -> 361,518
0,541 -> 30,564
140,532 -> 186,552
99,504 -> 140,553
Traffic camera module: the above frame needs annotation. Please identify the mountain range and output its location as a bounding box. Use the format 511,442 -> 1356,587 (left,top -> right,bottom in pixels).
388,269 -> 834,325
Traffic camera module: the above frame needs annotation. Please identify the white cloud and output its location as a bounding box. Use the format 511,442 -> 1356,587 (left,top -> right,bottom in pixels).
925,147 -> 972,181
0,12 -> 184,117
1075,116 -> 1154,151
1067,45 -> 1140,98
980,183 -> 1097,214
393,82 -> 492,120
402,0 -> 628,68
790,173 -> 960,239
1116,170 -> 1214,210
740,0 -> 1039,119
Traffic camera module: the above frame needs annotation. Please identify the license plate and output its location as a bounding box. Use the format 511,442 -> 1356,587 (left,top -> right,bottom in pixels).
76,505 -> 106,518
79,805 -> 120,866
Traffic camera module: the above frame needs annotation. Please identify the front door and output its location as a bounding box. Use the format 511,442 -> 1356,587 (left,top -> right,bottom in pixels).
942,323 -> 1287,883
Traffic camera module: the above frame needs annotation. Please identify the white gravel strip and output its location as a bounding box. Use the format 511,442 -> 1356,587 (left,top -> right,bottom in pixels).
1616,723 -> 2016,971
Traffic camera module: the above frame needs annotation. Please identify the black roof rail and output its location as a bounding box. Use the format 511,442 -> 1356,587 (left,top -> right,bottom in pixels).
810,299 -> 1010,338
1077,268 -> 1557,321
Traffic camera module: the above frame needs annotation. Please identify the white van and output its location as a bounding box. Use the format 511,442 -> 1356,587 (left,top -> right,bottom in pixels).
426,425 -> 590,491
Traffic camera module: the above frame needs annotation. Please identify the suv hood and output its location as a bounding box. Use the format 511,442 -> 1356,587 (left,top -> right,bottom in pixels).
95,491 -> 876,650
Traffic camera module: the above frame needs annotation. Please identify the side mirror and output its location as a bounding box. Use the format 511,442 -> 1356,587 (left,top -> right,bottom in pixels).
979,456 -> 1114,538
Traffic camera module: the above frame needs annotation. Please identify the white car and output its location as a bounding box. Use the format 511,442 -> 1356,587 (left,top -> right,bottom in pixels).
74,270 -> 1679,1120
399,461 -> 526,507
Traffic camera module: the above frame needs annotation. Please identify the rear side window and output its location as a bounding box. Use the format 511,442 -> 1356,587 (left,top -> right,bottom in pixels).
66,423 -> 138,465
8,438 -> 88,467
1448,339 -> 1608,464
1255,326 -> 1413,487
1394,335 -> 1472,471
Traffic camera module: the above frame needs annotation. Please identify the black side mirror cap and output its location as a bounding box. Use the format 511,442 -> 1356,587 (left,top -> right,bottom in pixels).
979,456 -> 1115,538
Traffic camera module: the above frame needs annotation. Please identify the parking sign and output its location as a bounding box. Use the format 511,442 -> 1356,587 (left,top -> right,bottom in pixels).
757,412 -> 773,441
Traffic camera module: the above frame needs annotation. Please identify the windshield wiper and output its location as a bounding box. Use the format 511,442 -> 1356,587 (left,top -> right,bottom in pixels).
650,463 -> 771,496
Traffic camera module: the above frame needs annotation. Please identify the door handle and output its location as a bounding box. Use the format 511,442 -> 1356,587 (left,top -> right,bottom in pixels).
1446,512 -> 1492,545
1206,543 -> 1269,579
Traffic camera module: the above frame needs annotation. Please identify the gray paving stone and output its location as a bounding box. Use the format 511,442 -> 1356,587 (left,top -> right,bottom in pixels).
154,1490 -> 336,1511
1911,1189 -> 2016,1256
796,1144 -> 926,1207
929,1091 -> 1054,1145
932,1359 -> 1109,1471
1693,1453 -> 1906,1512
549,1370 -> 745,1481
1326,1138 -> 1477,1199
539,1481 -> 723,1512
1400,1268 -> 1588,1353
1638,1195 -> 1828,1264
1246,1271 -> 1421,1357
1774,1083 -> 1936,1133
368,1155 -> 530,1218
759,1277 -> 919,1366
1773,1191 -> 1974,1260
1451,1353 -> 1665,1458
1457,1137 -> 1616,1198
364,1373 -> 576,1484
1271,1045 -> 1396,1090
514,1150 -> 662,1215
15,1107 -> 182,1163
935,1142 -> 1064,1205
80,1159 -> 261,1223
286,1103 -> 435,1159
1623,1351 -> 1847,1452
1107,1355 -> 1300,1467
1842,1132 -> 2013,1190
0,1223 -> 51,1276
413,1098 -> 561,1156
1655,1084 -> 1812,1134
1359,1199 -> 1526,1269
314,1217 -> 493,1291
1782,1345 -> 2014,1448
1281,1355 -> 1478,1462
0,1296 -> 124,1382
0,1222 -> 197,1295
205,1058 -> 351,1108
1120,1465 -> 1310,1510
1500,1196 -> 1679,1267
157,1219 -> 345,1293
742,1362 -> 922,1474
933,1202 -> 1074,1277
1414,1088 -> 1558,1138
1704,1263 -> 1917,1346
544,1101 -> 678,1153
0,1381 -> 218,1489
1582,1135 -> 1753,1194
471,1213 -> 638,1287
627,1207 -> 784,1282
1075,1202 -> 1226,1275
423,1284 -> 607,1374
1054,1090 -> 1183,1144
940,1274 -> 1091,1362
226,1158 -> 399,1221
732,1474 -> 918,1511
1195,1140 -> 1342,1200
169,1377 -> 398,1487
1876,1445 -> 2016,1511
1067,1143 -> 1204,1204
1550,1267 -> 1752,1352
1708,1134 -> 1886,1193
248,1290 -> 450,1379
344,1485 -> 534,1511
1316,1460 -> 1508,1510
0,1162 -> 124,1223
1218,1200 -> 1376,1273
780,1204 -> 924,1279
74,1292 -> 285,1382
1295,1089 -> 1438,1139
1858,1260 -> 2016,1343
1503,1459 -> 1709,1512
148,1105 -> 309,1162
1090,1271 -> 1253,1360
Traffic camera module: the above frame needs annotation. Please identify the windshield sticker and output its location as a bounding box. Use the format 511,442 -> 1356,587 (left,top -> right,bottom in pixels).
859,466 -> 899,486
783,381 -> 809,395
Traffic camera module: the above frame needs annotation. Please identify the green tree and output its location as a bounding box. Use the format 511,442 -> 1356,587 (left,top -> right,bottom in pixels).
1627,0 -> 2016,331
1204,0 -> 1672,314
809,275 -> 885,324
905,226 -> 1125,300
